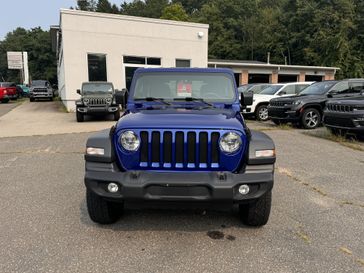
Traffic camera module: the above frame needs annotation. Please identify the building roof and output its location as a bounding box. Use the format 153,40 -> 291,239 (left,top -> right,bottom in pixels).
60,9 -> 209,29
208,59 -> 340,71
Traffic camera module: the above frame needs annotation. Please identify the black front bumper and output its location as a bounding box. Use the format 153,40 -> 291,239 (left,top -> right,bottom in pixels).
323,111 -> 364,133
77,105 -> 119,114
85,162 -> 274,203
268,106 -> 301,121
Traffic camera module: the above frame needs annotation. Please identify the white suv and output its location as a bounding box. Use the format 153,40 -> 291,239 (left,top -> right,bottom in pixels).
243,82 -> 314,121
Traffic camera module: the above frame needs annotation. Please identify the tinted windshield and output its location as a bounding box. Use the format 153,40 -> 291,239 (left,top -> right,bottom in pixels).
299,81 -> 337,95
82,83 -> 113,94
238,84 -> 253,93
260,85 -> 284,95
31,80 -> 47,87
133,73 -> 236,102
249,84 -> 271,94
0,82 -> 13,87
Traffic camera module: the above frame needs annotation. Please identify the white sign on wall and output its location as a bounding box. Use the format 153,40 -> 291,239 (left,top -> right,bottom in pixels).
7,51 -> 23,69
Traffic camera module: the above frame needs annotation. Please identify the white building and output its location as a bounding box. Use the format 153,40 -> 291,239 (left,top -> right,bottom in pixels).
51,9 -> 209,111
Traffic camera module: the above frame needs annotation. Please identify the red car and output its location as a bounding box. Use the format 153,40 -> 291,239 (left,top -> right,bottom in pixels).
0,82 -> 18,103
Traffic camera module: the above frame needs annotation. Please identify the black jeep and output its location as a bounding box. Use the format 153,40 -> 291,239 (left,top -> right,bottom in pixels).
268,79 -> 364,129
76,82 -> 121,122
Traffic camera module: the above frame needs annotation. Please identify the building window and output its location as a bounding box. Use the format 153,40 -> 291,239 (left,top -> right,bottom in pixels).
176,59 -> 191,68
123,56 -> 161,65
88,54 -> 107,81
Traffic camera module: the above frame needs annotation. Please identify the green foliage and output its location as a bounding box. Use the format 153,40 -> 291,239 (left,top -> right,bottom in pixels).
120,0 -> 169,18
161,3 -> 189,21
0,28 -> 57,84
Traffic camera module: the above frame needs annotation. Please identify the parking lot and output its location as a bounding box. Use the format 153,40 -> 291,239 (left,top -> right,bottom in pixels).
0,101 -> 363,273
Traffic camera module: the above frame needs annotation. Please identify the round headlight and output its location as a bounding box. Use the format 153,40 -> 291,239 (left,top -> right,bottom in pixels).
120,131 -> 140,152
106,98 -> 112,104
219,132 -> 242,154
83,98 -> 89,104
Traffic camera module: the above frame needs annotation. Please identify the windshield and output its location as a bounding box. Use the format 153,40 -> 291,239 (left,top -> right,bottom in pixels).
260,85 -> 284,95
299,81 -> 337,95
0,82 -> 14,87
133,73 -> 236,102
82,83 -> 113,95
249,84 -> 271,94
238,84 -> 253,93
31,80 -> 47,87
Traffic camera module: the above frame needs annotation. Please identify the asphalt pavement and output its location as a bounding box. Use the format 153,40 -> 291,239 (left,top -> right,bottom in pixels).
0,124 -> 363,273
0,100 -> 20,117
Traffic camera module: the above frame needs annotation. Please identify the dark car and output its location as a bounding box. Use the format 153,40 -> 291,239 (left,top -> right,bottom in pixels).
0,82 -> 18,101
324,95 -> 364,136
75,82 -> 121,122
84,68 -> 276,227
268,79 -> 364,129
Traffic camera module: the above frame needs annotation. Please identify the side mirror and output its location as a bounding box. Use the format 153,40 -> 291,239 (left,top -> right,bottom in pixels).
240,92 -> 253,109
115,88 -> 128,108
278,91 -> 286,96
77,89 -> 81,95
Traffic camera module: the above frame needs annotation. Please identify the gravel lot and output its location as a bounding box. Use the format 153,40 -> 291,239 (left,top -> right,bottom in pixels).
0,119 -> 363,272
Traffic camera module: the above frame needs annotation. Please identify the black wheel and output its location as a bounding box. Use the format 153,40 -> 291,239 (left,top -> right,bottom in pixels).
30,97 -> 35,102
272,119 -> 281,125
239,190 -> 272,227
301,108 -> 321,129
49,97 -> 53,101
255,105 -> 269,121
114,110 -> 120,121
86,189 -> 123,224
1,98 -> 9,103
76,110 -> 84,122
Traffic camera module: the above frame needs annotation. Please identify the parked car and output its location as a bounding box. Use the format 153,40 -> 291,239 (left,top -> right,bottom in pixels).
238,84 -> 254,93
84,68 -> 276,226
324,94 -> 364,136
17,84 -> 30,97
29,80 -> 54,102
247,84 -> 272,94
75,82 -> 121,122
0,82 -> 18,101
243,82 -> 314,121
268,79 -> 364,129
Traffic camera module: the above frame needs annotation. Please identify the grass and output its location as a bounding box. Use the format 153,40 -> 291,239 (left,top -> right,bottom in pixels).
55,99 -> 69,113
303,128 -> 364,152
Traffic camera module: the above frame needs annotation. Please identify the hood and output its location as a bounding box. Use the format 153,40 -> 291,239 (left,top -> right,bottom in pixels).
271,94 -> 325,103
116,108 -> 244,131
327,96 -> 364,106
254,94 -> 276,101
82,93 -> 113,98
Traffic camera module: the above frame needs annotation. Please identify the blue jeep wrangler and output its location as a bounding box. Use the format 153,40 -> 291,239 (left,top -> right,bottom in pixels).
84,68 -> 276,227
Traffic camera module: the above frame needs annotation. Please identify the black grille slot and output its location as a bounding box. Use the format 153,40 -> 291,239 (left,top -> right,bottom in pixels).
199,132 -> 208,163
175,132 -> 184,163
151,132 -> 160,163
187,132 -> 196,163
140,132 -> 148,162
211,133 -> 220,163
163,132 -> 172,163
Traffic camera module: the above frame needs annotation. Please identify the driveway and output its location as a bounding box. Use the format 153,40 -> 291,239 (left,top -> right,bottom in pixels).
0,123 -> 363,273
0,100 -> 115,138
0,100 -> 20,117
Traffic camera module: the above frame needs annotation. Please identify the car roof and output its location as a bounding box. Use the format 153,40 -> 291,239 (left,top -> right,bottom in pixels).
134,67 -> 235,76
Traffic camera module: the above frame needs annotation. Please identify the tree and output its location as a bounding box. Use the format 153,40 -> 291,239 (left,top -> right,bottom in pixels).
0,28 -> 57,84
161,3 -> 189,21
76,0 -> 97,11
120,0 -> 169,18
96,0 -> 113,13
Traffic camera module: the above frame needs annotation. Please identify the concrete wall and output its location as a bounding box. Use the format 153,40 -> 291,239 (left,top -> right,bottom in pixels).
58,9 -> 209,111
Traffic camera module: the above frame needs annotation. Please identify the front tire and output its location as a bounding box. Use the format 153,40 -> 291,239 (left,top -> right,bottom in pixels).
30,97 -> 35,102
86,189 -> 123,224
255,105 -> 269,121
76,110 -> 84,122
239,190 -> 272,227
1,98 -> 9,103
301,108 -> 321,129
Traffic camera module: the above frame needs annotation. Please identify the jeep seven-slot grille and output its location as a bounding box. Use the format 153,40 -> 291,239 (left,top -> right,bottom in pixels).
88,98 -> 108,106
139,131 -> 220,169
33,88 -> 48,93
327,104 -> 354,112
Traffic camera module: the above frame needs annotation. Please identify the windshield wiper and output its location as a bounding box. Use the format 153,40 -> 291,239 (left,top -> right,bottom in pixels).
173,97 -> 214,107
135,97 -> 171,106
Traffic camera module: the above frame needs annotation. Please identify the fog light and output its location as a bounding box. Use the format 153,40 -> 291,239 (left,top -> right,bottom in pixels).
239,184 -> 250,195
107,183 -> 119,193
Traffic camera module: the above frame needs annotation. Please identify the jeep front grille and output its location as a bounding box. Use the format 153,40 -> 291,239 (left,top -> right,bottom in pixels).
33,88 -> 48,93
87,98 -> 108,106
327,104 -> 353,112
139,130 -> 220,169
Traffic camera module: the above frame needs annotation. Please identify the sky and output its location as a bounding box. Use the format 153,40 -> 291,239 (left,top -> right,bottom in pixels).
0,0 -> 130,41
